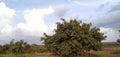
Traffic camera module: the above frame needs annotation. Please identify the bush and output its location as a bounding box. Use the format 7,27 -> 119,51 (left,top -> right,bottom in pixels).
42,19 -> 106,57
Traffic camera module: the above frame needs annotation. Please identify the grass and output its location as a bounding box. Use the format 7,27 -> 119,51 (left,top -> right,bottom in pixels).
93,51 -> 107,57
0,46 -> 120,57
0,54 -> 25,57
93,46 -> 120,57
111,50 -> 120,55
0,53 -> 59,57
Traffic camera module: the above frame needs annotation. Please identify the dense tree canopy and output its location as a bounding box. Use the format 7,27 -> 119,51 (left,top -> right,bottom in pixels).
42,19 -> 106,57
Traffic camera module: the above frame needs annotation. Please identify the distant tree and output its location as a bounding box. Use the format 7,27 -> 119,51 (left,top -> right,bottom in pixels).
117,30 -> 120,44
0,39 -> 31,54
0,45 -> 3,53
2,44 -> 10,53
12,40 -> 30,54
8,39 -> 15,53
0,45 -> 6,53
117,39 -> 120,44
41,19 -> 106,57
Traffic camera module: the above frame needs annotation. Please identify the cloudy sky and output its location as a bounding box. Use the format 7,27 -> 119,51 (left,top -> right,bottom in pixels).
0,0 -> 120,45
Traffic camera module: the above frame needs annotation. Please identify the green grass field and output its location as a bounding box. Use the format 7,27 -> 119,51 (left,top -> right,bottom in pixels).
0,46 -> 120,57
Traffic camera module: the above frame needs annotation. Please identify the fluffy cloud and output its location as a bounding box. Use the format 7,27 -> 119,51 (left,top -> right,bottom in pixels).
0,2 -> 56,44
0,2 -> 15,36
14,6 -> 55,44
100,27 -> 119,42
0,0 -> 119,45
0,2 -> 15,32
23,6 -> 54,35
24,7 -> 53,31
0,2 -> 15,44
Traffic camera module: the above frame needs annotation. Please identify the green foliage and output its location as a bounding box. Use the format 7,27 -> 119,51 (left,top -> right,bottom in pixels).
11,40 -> 31,54
117,30 -> 120,44
117,39 -> 120,44
0,40 -> 48,54
30,44 -> 47,53
0,45 -> 6,53
42,19 -> 106,57
0,39 -> 31,54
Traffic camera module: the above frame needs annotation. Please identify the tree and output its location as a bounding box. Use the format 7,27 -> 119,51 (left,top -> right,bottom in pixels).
0,45 -> 7,53
117,39 -> 120,44
8,39 -> 15,53
0,39 -> 31,54
117,30 -> 120,44
41,19 -> 106,57
12,40 -> 30,54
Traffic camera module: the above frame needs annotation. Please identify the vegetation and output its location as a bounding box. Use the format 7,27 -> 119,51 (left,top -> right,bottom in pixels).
0,18 -> 120,57
0,40 -> 49,54
42,19 -> 106,57
117,30 -> 120,44
117,39 -> 120,44
0,39 -> 31,54
0,46 -> 120,57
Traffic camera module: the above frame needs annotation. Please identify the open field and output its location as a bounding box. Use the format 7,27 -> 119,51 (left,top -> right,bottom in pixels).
94,46 -> 120,57
0,46 -> 120,57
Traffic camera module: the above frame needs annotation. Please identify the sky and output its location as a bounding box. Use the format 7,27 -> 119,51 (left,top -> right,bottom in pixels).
0,0 -> 120,45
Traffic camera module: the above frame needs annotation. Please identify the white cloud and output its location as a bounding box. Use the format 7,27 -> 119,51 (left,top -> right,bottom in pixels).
0,2 -> 16,44
100,27 -> 119,42
0,1 -> 119,44
0,2 -> 15,36
17,6 -> 55,37
0,3 -> 56,44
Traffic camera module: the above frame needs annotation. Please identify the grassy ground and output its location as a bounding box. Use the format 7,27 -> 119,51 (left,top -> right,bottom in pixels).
94,46 -> 120,57
0,46 -> 120,57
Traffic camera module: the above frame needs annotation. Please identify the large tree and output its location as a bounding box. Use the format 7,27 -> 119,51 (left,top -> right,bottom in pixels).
41,19 -> 106,57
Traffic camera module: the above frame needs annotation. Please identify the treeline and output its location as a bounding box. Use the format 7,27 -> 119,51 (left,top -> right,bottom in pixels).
0,39 -> 47,54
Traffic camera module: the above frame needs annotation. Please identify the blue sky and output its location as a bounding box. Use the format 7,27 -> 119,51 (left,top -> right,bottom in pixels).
0,0 -> 120,45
